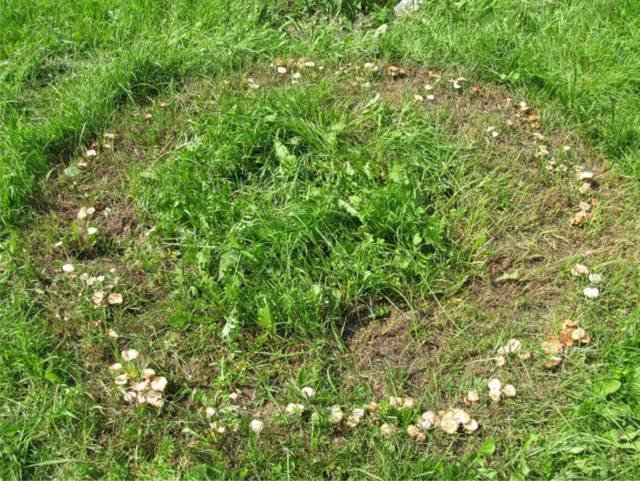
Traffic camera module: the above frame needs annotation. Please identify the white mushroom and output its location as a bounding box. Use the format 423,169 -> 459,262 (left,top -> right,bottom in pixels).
489,390 -> 502,402
487,378 -> 502,392
107,293 -> 123,305
588,273 -> 602,283
121,349 -> 139,362
150,376 -> 167,392
328,405 -> 344,424
300,386 -> 315,399
205,407 -> 217,419
62,263 -> 75,273
583,287 -> 600,299
380,423 -> 396,436
346,408 -> 365,428
419,411 -> 436,430
502,384 -> 516,398
109,362 -> 123,372
146,390 -> 164,408
250,419 -> 264,434
463,419 -> 479,433
571,264 -> 589,276
466,390 -> 480,403
285,403 -> 304,415
407,424 -> 420,438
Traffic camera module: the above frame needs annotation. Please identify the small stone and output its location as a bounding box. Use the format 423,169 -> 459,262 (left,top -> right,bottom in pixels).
579,182 -> 592,194
414,94 -> 424,102
142,368 -> 155,379
489,389 -> 502,402
87,226 -> 98,235
276,66 -> 287,74
114,373 -> 128,386
86,148 -> 98,158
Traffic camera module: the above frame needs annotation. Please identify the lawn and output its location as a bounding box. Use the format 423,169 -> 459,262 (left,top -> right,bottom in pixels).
1,1 -> 640,480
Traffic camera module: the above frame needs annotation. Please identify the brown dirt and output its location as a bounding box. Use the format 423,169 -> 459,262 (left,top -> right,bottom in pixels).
344,309 -> 437,396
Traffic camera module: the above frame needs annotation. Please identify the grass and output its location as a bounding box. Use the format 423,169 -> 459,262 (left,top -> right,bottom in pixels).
1,1 -> 640,479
